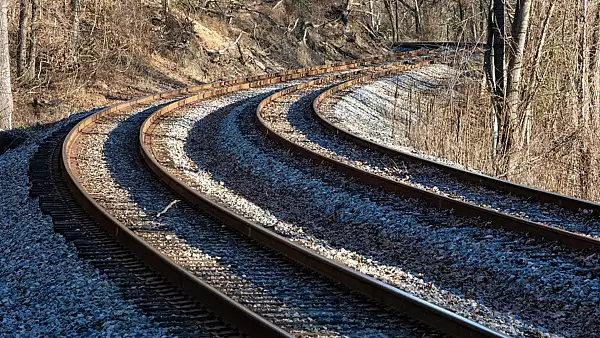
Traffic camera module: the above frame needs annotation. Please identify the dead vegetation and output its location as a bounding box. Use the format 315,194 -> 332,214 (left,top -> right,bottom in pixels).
399,1 -> 600,202
7,0 -> 424,128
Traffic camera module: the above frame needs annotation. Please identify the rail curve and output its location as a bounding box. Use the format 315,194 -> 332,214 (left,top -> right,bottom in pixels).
60,48 -> 481,336
250,56 -> 600,253
310,67 -> 600,252
139,49 -> 505,337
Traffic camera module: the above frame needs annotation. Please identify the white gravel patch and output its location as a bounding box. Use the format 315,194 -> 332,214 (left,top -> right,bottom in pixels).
326,64 -> 473,170
0,119 -> 166,337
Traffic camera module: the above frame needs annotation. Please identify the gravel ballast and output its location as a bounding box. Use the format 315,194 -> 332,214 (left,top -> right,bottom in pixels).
0,118 -> 166,337
148,79 -> 600,337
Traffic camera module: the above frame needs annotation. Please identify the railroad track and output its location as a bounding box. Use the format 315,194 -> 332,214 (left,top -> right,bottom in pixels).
30,117 -> 241,337
146,48 -> 595,336
31,46 -> 510,337
311,67 -> 600,252
30,42 -> 599,337
68,94 -> 442,337
139,45 -> 598,337
251,65 -> 600,337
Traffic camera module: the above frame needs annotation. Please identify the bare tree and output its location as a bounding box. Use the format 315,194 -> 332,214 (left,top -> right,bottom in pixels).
16,0 -> 39,82
395,0 -> 441,37
485,0 -> 533,175
162,0 -> 169,15
0,0 -> 13,131
17,0 -> 31,78
382,0 -> 398,42
454,0 -> 485,41
485,0 -> 505,163
576,0 -> 593,198
27,0 -> 39,80
71,0 -> 80,58
504,0 -> 532,150
591,3 -> 600,129
397,0 -> 424,36
520,1 -> 555,149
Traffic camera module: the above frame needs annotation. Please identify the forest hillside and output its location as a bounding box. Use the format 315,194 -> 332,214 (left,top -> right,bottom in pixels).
4,0 -> 477,127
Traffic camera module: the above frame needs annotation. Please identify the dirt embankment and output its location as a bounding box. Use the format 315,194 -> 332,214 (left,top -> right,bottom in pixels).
8,0 -> 391,128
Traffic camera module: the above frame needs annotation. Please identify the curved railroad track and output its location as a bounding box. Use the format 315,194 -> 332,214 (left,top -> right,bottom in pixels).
246,52 -> 597,336
29,43 -> 600,337
140,45 -> 599,337
38,46 -> 509,337
139,51 -> 506,337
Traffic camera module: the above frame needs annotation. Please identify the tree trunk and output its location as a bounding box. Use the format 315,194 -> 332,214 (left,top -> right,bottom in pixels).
504,0 -> 532,159
17,0 -> 30,78
485,0 -> 506,169
591,4 -> 600,129
413,0 -> 423,37
71,0 -> 80,59
521,1 -> 555,149
383,0 -> 397,42
470,1 -> 478,40
368,0 -> 375,30
577,0 -> 590,127
26,0 -> 39,82
577,0 -> 591,198
162,0 -> 169,15
456,0 -> 465,39
394,0 -> 400,41
0,0 -> 13,131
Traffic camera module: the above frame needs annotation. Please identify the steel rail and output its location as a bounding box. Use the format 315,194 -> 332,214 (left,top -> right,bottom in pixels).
62,100 -> 291,337
308,66 -> 600,252
312,74 -> 600,215
140,51 -> 504,337
61,50 -> 431,337
394,41 -> 483,49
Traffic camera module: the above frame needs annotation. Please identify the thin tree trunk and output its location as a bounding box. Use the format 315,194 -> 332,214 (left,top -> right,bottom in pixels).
505,0 -> 532,157
485,0 -> 506,168
578,0 -> 590,127
470,1 -> 478,40
394,0 -> 400,41
71,0 -> 80,59
17,0 -> 30,78
591,4 -> 600,129
521,1 -> 555,149
26,0 -> 39,82
457,0 -> 465,39
413,0 -> 422,36
0,0 -> 13,131
368,0 -> 375,30
162,0 -> 169,15
578,0 -> 591,198
479,0 -> 486,40
383,0 -> 397,42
